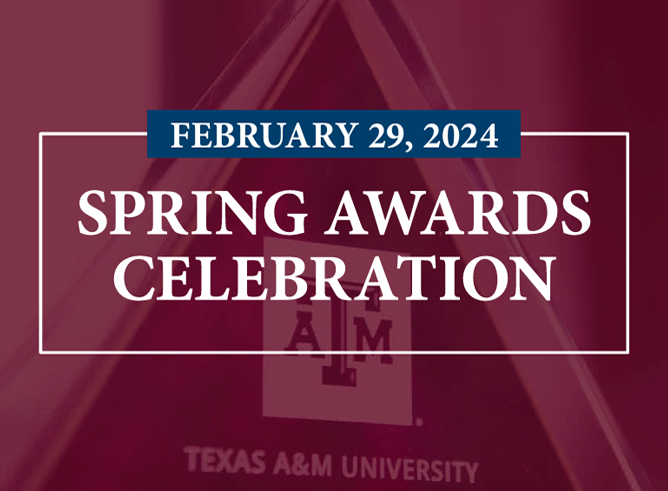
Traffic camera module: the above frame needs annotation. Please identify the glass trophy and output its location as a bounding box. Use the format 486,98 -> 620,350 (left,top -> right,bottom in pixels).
28,1 -> 644,490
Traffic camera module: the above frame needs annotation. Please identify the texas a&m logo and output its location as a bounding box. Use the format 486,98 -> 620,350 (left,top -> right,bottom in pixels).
263,238 -> 412,426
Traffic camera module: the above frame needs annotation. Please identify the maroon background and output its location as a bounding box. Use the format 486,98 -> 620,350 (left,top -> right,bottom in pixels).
0,1 -> 666,490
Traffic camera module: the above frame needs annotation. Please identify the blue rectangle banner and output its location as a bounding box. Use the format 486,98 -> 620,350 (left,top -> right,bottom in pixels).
147,110 -> 520,159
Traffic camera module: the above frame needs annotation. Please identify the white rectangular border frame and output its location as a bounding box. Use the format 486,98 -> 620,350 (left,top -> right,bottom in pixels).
38,131 -> 630,355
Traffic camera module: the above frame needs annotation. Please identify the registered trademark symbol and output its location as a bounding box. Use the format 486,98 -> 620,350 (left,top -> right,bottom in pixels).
415,417 -> 423,427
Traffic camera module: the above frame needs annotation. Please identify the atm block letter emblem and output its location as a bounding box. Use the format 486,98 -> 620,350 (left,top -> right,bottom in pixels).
263,238 -> 412,426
